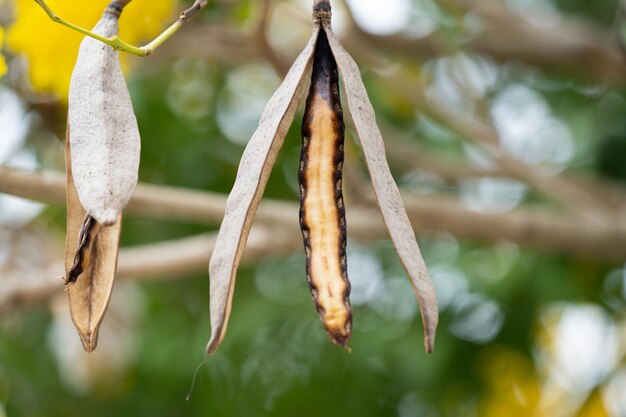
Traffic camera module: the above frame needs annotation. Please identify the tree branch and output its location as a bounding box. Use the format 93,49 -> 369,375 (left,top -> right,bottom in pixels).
0,225 -> 301,314
1,166 -> 625,260
253,0 -> 289,78
341,0 -> 625,85
382,127 -> 626,209
0,166 -> 293,229
396,193 -> 626,261
375,70 -> 620,227
148,1 -> 624,85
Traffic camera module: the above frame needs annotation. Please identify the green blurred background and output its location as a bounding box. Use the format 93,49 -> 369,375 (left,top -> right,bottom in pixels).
0,0 -> 625,416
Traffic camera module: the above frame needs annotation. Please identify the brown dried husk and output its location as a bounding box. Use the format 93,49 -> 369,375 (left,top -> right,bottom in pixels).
206,26 -> 320,354
207,4 -> 438,354
322,22 -> 439,353
65,130 -> 121,352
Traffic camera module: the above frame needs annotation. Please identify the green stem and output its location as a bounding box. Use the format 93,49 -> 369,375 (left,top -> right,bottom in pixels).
33,0 -> 209,57
141,20 -> 183,55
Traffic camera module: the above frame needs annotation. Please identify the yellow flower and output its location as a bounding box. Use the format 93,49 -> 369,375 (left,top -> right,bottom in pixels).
478,346 -> 540,417
7,0 -> 175,99
0,26 -> 7,78
478,342 -> 610,417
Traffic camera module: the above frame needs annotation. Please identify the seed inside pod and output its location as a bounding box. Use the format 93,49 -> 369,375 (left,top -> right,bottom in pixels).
66,214 -> 101,285
299,27 -> 352,346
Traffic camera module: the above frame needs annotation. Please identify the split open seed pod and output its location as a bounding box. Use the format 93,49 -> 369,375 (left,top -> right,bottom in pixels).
65,133 -> 121,352
64,5 -> 139,352
207,0 -> 438,354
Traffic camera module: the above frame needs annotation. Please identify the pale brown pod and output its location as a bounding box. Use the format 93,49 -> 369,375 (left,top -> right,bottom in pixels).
68,8 -> 140,226
207,0 -> 439,355
206,25 -> 320,355
65,129 -> 122,353
299,26 -> 351,346
322,19 -> 439,353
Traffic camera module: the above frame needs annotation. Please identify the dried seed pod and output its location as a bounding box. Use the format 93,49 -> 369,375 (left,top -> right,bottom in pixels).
299,28 -> 351,346
207,0 -> 439,355
65,129 -> 122,353
322,20 -> 439,353
206,25 -> 320,355
68,8 -> 140,226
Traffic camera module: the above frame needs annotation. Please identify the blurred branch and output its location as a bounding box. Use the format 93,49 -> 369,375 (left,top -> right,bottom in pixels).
149,24 -> 263,68
381,126 -> 626,209
150,3 -> 291,78
148,0 -> 624,84
375,70 -> 620,226
1,166 -> 625,260
461,0 -> 625,83
0,225 -> 300,314
345,18 -> 626,221
342,3 -> 612,217
0,166 -> 294,229
397,193 -> 626,261
616,0 -> 626,56
253,0 -> 289,77
341,0 -> 625,85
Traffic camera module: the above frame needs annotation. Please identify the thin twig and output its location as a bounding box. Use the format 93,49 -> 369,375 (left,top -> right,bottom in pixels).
253,0 -> 289,77
179,0 -> 209,22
